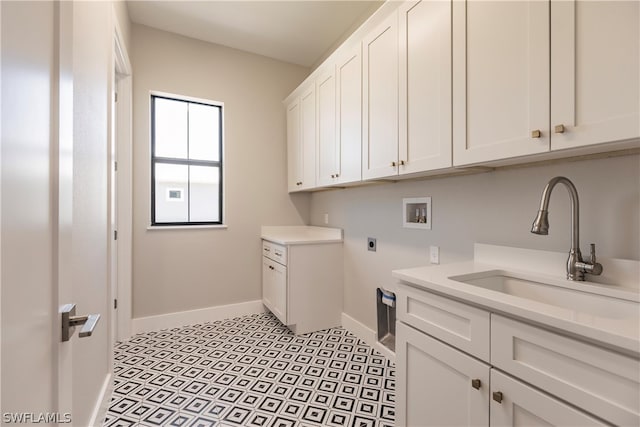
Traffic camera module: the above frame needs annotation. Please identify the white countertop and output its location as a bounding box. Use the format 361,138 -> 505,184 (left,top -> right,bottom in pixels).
392,244 -> 640,356
261,226 -> 343,245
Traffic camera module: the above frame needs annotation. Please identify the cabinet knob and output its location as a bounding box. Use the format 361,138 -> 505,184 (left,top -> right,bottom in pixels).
492,391 -> 503,403
471,379 -> 481,390
335,173 -> 339,178
331,174 -> 335,178
399,160 -> 405,166
531,129 -> 541,138
391,161 -> 397,167
554,124 -> 565,134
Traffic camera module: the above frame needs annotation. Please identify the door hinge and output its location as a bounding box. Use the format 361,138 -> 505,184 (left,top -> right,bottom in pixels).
114,161 -> 118,172
114,92 -> 118,103
114,299 -> 118,309
114,230 -> 118,240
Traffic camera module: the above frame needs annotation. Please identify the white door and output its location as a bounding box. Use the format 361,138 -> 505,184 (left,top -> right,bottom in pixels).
286,98 -> 302,192
1,1 -> 112,425
300,84 -> 316,190
453,0 -> 550,166
335,45 -> 362,185
362,11 -> 399,180
396,322 -> 490,427
550,0 -> 639,150
316,69 -> 337,187
490,370 -> 607,426
399,0 -> 452,174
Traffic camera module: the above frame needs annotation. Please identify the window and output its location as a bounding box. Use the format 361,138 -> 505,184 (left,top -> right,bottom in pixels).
151,94 -> 223,226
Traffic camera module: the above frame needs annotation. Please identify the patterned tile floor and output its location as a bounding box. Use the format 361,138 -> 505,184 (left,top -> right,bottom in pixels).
103,312 -> 396,427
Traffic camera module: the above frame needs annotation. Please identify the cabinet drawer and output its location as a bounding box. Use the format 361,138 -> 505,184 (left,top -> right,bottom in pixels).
491,314 -> 640,426
397,283 -> 490,361
262,240 -> 287,265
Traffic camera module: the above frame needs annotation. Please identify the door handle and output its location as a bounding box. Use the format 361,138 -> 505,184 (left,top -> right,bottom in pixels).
61,303 -> 101,342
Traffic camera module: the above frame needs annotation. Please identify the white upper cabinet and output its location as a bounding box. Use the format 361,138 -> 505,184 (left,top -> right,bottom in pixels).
453,0 -> 639,167
335,46 -> 363,185
316,69 -> 338,187
453,0 -> 550,166
399,0 -> 452,174
362,12 -> 399,180
551,0 -> 639,150
286,0 -> 638,189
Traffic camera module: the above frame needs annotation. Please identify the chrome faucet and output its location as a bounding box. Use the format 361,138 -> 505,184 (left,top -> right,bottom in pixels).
531,176 -> 603,281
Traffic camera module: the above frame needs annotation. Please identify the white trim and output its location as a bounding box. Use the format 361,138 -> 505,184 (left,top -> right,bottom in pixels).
88,373 -> 112,427
0,1 -> 3,414
113,7 -> 133,343
147,224 -> 228,231
132,300 -> 266,335
341,312 -> 396,362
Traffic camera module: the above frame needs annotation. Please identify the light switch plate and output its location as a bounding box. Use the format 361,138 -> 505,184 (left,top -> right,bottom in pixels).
430,246 -> 440,264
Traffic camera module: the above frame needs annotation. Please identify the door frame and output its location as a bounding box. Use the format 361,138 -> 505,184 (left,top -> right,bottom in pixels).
111,11 -> 133,344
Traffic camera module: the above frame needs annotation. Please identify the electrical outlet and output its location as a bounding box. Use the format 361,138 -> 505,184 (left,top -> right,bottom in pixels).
367,238 -> 377,252
324,213 -> 329,224
430,246 -> 440,264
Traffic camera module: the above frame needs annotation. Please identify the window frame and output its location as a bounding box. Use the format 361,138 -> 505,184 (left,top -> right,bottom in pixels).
150,93 -> 224,227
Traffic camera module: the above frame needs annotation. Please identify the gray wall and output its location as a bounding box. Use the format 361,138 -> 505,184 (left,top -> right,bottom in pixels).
131,24 -> 310,319
309,154 -> 640,330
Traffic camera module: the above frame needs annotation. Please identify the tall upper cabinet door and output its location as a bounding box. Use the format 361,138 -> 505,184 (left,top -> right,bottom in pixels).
336,46 -> 363,185
399,0 -> 452,174
551,0 -> 639,150
286,99 -> 302,192
300,85 -> 317,190
453,0 -> 550,166
362,12 -> 399,180
317,70 -> 338,187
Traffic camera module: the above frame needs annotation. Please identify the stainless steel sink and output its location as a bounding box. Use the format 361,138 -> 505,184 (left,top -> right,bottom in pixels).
449,270 -> 640,320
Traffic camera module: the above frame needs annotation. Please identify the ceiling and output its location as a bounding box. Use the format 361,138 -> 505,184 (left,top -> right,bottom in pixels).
127,1 -> 382,68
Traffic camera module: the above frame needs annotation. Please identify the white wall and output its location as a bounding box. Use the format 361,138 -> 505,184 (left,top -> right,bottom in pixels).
309,154 -> 640,331
131,24 -> 310,319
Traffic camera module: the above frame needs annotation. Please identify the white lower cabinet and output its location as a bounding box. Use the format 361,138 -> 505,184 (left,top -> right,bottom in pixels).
261,239 -> 343,335
396,283 -> 637,426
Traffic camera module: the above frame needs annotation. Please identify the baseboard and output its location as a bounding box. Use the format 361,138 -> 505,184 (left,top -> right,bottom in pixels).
88,373 -> 112,427
132,300 -> 266,335
341,312 -> 395,363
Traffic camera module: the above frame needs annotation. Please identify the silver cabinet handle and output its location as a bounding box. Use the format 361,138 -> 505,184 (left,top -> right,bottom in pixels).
61,304 -> 101,342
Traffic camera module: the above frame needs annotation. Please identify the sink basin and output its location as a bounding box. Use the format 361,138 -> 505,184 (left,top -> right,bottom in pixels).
449,270 -> 640,320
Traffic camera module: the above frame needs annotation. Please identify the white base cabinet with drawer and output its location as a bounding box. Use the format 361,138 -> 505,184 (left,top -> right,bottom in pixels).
262,239 -> 343,335
396,282 -> 639,426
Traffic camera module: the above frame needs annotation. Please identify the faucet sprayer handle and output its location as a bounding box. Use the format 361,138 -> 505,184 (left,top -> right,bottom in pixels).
589,244 -> 597,263
585,243 -> 603,276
